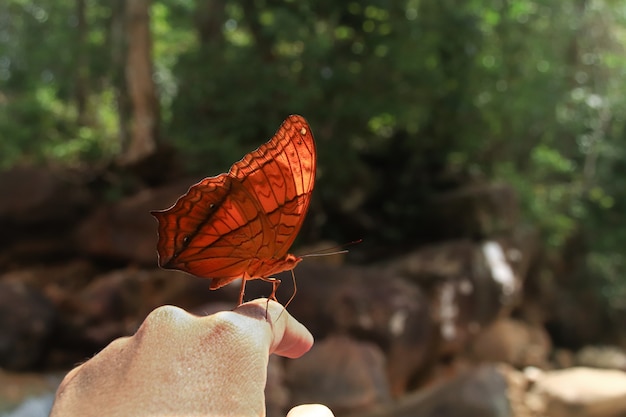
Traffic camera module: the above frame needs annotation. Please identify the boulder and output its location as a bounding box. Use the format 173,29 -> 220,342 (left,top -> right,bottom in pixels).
470,318 -> 551,369
246,262 -> 434,396
266,355 -> 289,417
0,166 -> 89,226
0,167 -> 91,268
0,281 -> 56,370
286,335 -> 391,414
74,180 -> 195,265
575,346 -> 626,371
533,367 -> 626,417
0,369 -> 61,415
429,182 -> 520,239
45,268 -> 224,367
385,239 -> 523,358
352,364 -> 512,417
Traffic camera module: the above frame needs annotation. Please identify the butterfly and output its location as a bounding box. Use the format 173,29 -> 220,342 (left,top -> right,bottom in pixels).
151,115 -> 316,304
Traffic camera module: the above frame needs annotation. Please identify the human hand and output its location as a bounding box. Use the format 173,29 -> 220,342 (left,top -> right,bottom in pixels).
50,299 -> 333,417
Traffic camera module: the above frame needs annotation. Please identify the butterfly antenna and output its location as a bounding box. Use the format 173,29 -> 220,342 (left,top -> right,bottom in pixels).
301,250 -> 348,258
299,239 -> 363,258
274,240 -> 362,321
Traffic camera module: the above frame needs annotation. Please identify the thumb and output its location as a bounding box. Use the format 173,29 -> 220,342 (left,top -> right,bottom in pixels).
286,404 -> 334,417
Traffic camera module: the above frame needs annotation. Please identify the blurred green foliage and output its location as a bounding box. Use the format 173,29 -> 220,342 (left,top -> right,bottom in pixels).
1,0 -> 626,311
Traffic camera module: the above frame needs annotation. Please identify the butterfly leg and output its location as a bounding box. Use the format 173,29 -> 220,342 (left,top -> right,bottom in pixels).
284,269 -> 297,308
260,277 -> 281,320
238,278 -> 246,305
259,276 -> 281,301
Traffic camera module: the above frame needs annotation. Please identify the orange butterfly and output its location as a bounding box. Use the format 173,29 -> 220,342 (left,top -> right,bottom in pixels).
151,115 -> 316,304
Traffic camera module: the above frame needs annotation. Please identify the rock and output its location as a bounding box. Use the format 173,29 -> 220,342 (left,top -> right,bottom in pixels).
0,369 -> 61,415
549,295 -> 611,348
74,180 -> 194,265
266,355 -> 289,417
553,348 -> 576,369
533,367 -> 626,417
385,239 -> 522,359
1,260 -> 96,296
286,335 -> 391,414
248,262 -> 434,396
506,364 -> 540,417
575,346 -> 626,371
0,166 -> 89,226
429,182 -> 520,239
253,250 -> 527,397
0,281 -> 56,371
46,268 -> 222,367
470,318 -> 551,368
1,394 -> 55,417
352,364 -> 512,417
0,167 -> 90,268
249,262 -> 430,337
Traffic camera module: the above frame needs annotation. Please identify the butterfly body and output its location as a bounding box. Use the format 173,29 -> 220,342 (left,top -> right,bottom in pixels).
207,254 -> 302,291
151,115 -> 315,303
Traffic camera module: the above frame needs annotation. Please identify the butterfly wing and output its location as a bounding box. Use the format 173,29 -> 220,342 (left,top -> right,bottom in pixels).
151,115 -> 316,287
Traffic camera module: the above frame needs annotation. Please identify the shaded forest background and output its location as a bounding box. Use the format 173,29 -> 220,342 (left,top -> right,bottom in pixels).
1,0 -> 626,335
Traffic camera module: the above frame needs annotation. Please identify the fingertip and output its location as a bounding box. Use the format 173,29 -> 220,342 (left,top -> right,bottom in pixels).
235,299 -> 314,358
287,404 -> 335,417
267,301 -> 313,358
273,313 -> 313,358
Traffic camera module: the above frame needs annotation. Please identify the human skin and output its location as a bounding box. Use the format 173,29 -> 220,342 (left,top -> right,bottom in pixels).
50,299 -> 333,417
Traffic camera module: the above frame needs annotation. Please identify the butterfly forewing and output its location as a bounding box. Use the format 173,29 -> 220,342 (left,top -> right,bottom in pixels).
234,116 -> 316,257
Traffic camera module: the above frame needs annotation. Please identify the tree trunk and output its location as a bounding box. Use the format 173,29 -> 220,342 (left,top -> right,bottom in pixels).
75,0 -> 89,126
195,0 -> 225,47
110,0 -> 130,150
121,0 -> 159,165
